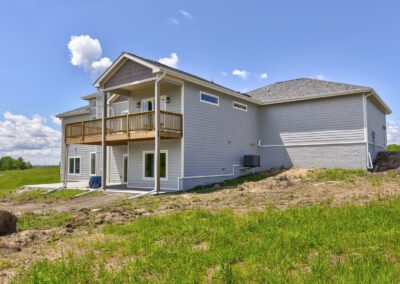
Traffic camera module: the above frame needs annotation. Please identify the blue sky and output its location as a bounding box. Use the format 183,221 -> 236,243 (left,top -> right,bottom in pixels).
0,0 -> 399,164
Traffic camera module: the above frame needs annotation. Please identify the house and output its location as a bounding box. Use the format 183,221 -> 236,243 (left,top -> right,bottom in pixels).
56,52 -> 391,192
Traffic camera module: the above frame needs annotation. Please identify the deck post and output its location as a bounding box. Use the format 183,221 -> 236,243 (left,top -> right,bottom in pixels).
63,143 -> 68,188
101,91 -> 108,191
154,72 -> 166,194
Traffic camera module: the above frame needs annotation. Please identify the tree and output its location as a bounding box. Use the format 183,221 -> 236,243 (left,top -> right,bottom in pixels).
387,144 -> 400,152
0,156 -> 33,171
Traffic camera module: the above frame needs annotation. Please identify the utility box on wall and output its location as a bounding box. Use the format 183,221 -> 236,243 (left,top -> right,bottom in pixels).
243,155 -> 260,168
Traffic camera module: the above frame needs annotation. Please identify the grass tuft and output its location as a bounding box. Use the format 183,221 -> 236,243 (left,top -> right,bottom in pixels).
18,211 -> 72,230
312,168 -> 365,182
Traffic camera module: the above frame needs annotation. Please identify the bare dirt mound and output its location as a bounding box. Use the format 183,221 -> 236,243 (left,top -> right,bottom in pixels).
0,192 -> 128,214
374,152 -> 400,171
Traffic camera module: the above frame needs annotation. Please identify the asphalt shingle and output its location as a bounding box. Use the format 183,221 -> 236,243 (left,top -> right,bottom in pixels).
247,78 -> 371,103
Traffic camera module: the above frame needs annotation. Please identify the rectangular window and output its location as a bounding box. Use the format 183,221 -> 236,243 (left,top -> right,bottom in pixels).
90,152 -> 96,176
68,157 -> 81,175
143,151 -> 167,179
200,92 -> 219,106
233,101 -> 248,111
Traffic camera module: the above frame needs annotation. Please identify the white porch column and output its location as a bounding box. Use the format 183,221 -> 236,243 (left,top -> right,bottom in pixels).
101,91 -> 108,191
63,143 -> 68,188
154,72 -> 166,194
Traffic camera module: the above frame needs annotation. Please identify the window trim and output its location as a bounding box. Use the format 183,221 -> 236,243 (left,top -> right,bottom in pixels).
233,101 -> 248,112
89,152 -> 96,176
68,156 -> 81,175
142,150 -> 168,181
200,91 -> 219,106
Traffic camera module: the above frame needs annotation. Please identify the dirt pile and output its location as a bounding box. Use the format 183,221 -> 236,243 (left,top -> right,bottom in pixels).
0,211 -> 17,236
374,152 -> 400,172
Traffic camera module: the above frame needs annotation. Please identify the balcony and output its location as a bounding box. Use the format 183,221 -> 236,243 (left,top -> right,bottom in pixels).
65,111 -> 182,145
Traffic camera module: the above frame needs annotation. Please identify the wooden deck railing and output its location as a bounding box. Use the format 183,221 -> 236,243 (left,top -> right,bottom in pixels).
65,111 -> 182,142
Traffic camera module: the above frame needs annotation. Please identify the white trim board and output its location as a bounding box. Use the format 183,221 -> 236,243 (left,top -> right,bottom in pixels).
257,140 -> 366,148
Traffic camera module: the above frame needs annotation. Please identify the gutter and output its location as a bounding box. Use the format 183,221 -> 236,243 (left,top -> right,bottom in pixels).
363,93 -> 374,169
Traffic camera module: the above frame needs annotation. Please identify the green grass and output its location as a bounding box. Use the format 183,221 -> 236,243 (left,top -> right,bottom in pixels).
312,168 -> 366,182
14,199 -> 400,283
10,189 -> 86,202
18,211 -> 72,230
0,166 -> 60,197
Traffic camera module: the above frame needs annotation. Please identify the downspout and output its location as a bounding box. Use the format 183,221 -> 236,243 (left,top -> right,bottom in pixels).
154,71 -> 167,194
107,105 -> 115,184
101,90 -> 108,191
363,93 -> 373,169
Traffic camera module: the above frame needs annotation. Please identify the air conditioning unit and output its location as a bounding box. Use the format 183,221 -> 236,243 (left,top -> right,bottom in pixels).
243,155 -> 260,168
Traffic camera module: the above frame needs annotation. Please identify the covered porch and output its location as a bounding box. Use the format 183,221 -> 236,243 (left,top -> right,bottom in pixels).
63,53 -> 185,194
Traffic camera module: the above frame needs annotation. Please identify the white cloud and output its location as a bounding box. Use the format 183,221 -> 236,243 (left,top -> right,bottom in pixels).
169,17 -> 179,25
221,71 -> 227,76
232,69 -> 249,79
387,119 -> 400,144
67,35 -> 112,74
50,115 -> 61,126
311,74 -> 329,81
0,112 -> 61,165
260,73 -> 268,79
180,10 -> 192,19
158,53 -> 179,68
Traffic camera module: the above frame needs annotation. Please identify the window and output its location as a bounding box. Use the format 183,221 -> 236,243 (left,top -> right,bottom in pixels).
90,152 -> 96,176
68,157 -> 81,175
200,92 -> 219,106
233,101 -> 248,111
143,151 -> 168,180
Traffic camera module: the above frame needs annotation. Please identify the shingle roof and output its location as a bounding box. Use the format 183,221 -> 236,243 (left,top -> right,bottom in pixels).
56,106 -> 90,118
247,78 -> 371,104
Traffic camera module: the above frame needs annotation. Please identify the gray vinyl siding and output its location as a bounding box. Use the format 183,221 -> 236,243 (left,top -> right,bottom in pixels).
61,113 -> 97,182
182,82 -> 259,190
127,140 -> 181,190
258,94 -> 367,170
104,60 -> 155,89
111,100 -> 129,115
110,145 -> 127,183
260,144 -> 367,169
366,97 -> 387,160
128,85 -> 181,113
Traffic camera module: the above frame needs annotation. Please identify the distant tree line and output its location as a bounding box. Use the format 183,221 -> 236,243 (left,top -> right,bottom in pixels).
0,156 -> 32,171
387,144 -> 400,152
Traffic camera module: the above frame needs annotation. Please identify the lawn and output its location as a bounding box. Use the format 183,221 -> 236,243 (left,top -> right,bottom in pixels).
0,166 -> 60,197
14,199 -> 400,283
